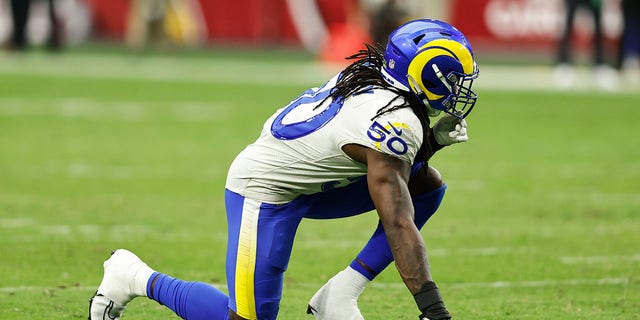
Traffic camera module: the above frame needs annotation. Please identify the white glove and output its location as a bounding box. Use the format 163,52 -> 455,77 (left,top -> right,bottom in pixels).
432,115 -> 469,146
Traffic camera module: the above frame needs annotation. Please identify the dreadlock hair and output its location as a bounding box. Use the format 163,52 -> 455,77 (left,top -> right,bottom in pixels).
321,43 -> 436,161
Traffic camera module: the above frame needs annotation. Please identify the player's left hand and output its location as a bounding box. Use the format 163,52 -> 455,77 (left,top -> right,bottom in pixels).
432,114 -> 468,146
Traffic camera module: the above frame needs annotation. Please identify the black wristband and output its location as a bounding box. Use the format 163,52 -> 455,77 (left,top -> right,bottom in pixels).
414,281 -> 451,320
414,281 -> 441,311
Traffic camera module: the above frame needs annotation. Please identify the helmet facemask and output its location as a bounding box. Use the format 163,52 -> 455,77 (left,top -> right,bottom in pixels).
434,63 -> 479,119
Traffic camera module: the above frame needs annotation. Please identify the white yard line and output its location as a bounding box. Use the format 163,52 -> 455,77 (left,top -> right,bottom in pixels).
298,241 -> 517,257
366,277 -> 632,289
0,277 -> 630,293
1,52 -> 638,92
0,52 -> 328,86
0,97 -> 230,123
445,277 -> 631,289
561,254 -> 640,264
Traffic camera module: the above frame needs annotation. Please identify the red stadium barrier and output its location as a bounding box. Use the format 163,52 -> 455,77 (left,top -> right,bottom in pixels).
84,0 -> 358,47
85,0 -> 622,61
85,0 -> 129,39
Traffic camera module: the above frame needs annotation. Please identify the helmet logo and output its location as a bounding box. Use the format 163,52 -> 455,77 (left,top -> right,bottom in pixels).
389,59 -> 396,69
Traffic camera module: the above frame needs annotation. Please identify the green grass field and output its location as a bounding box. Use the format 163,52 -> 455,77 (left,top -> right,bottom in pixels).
1,50 -> 639,319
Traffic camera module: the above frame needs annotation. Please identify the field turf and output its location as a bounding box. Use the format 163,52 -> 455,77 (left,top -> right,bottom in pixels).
0,50 -> 639,319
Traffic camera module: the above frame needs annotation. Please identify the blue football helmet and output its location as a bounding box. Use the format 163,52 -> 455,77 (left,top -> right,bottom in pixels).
381,19 -> 479,119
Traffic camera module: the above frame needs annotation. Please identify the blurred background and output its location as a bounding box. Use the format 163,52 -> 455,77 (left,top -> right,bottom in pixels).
0,0 -> 638,90
1,1 -> 639,319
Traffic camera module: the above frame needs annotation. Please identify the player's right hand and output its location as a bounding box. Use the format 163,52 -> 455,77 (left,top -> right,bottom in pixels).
432,114 -> 468,146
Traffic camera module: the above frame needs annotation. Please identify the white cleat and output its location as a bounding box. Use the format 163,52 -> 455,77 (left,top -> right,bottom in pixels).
307,267 -> 368,320
88,249 -> 155,320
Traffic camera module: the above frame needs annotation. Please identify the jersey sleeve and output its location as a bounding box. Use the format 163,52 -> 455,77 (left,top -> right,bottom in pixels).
338,104 -> 424,164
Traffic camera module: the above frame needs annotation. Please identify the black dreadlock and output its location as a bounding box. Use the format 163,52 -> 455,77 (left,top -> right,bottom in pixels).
321,43 -> 435,161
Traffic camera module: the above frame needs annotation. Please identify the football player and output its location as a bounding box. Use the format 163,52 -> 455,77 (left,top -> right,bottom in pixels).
88,19 -> 479,320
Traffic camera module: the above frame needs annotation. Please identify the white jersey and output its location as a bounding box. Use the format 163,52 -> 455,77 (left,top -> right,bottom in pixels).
225,74 -> 424,204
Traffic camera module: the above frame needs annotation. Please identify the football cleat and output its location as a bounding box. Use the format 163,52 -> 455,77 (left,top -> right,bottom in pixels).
88,249 -> 154,320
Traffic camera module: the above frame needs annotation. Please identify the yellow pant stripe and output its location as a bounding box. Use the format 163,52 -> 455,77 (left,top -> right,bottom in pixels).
235,198 -> 260,319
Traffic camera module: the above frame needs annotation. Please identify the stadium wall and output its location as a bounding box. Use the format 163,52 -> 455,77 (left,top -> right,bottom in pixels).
85,0 -> 358,46
82,0 -> 623,61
